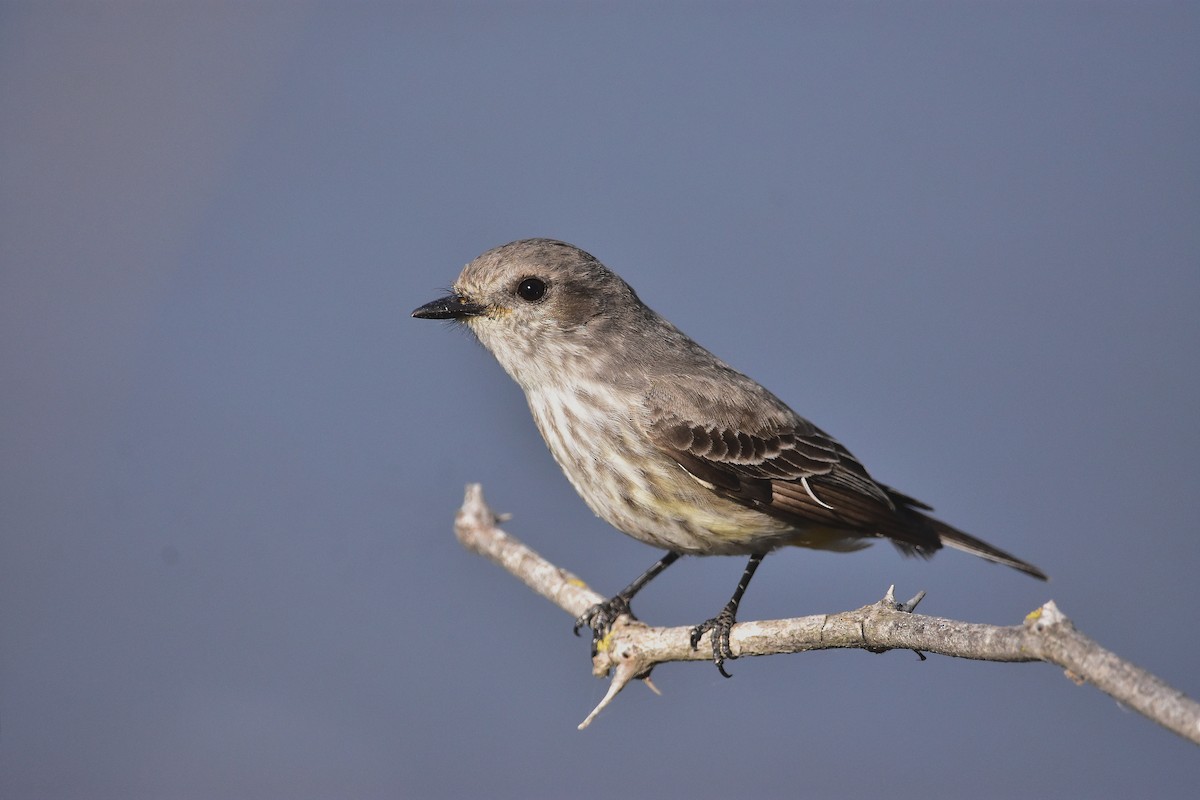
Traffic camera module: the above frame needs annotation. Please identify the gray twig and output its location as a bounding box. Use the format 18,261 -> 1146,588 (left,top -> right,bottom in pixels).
453,484 -> 1200,740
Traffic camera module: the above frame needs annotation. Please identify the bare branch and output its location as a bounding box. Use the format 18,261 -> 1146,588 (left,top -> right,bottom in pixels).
453,484 -> 1200,741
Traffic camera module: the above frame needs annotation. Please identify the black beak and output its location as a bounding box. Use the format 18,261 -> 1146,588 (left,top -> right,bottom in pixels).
412,293 -> 487,320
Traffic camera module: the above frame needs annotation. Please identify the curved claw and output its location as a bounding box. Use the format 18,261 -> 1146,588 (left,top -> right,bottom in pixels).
573,595 -> 634,653
688,622 -> 707,651
689,608 -> 738,678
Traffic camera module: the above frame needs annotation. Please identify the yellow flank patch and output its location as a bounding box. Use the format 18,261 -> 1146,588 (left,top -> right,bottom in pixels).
633,482 -> 763,541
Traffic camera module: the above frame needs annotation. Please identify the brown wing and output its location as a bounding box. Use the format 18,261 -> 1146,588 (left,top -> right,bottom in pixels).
647,413 -> 943,556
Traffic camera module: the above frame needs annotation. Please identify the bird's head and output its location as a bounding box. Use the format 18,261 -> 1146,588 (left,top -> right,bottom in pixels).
413,238 -> 647,389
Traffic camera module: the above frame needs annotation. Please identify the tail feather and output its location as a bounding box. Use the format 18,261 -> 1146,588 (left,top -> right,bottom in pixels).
917,511 -> 1048,581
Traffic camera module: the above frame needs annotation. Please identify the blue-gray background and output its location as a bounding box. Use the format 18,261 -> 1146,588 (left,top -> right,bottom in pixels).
3,3 -> 1198,797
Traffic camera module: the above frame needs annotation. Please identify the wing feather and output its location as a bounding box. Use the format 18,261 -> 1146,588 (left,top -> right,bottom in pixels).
646,410 -> 942,554
637,369 -> 1043,577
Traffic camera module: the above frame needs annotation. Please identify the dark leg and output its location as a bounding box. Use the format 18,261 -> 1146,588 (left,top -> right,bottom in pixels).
689,553 -> 766,677
574,552 -> 681,652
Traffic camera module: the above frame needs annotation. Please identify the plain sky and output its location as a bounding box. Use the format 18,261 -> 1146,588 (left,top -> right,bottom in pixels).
2,2 -> 1198,798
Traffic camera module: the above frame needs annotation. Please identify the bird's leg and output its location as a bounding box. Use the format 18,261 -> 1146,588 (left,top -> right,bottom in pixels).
689,553 -> 766,677
574,551 -> 681,653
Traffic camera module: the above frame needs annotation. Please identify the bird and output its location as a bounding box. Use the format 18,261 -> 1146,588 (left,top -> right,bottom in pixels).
413,238 -> 1047,675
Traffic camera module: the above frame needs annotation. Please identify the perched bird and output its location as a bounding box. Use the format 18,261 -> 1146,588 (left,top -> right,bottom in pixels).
413,238 -> 1046,675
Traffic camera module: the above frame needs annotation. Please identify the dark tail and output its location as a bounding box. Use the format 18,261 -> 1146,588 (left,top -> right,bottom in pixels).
882,484 -> 1048,580
917,509 -> 1048,581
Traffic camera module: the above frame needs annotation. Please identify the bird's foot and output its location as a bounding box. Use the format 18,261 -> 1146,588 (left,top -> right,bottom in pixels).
573,594 -> 634,655
690,606 -> 738,678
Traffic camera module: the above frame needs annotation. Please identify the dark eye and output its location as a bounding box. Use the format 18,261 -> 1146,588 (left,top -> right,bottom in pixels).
516,277 -> 546,302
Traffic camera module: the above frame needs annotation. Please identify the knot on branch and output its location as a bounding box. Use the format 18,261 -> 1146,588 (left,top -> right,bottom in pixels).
863,585 -> 928,656
581,617 -> 661,730
1024,600 -> 1071,633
